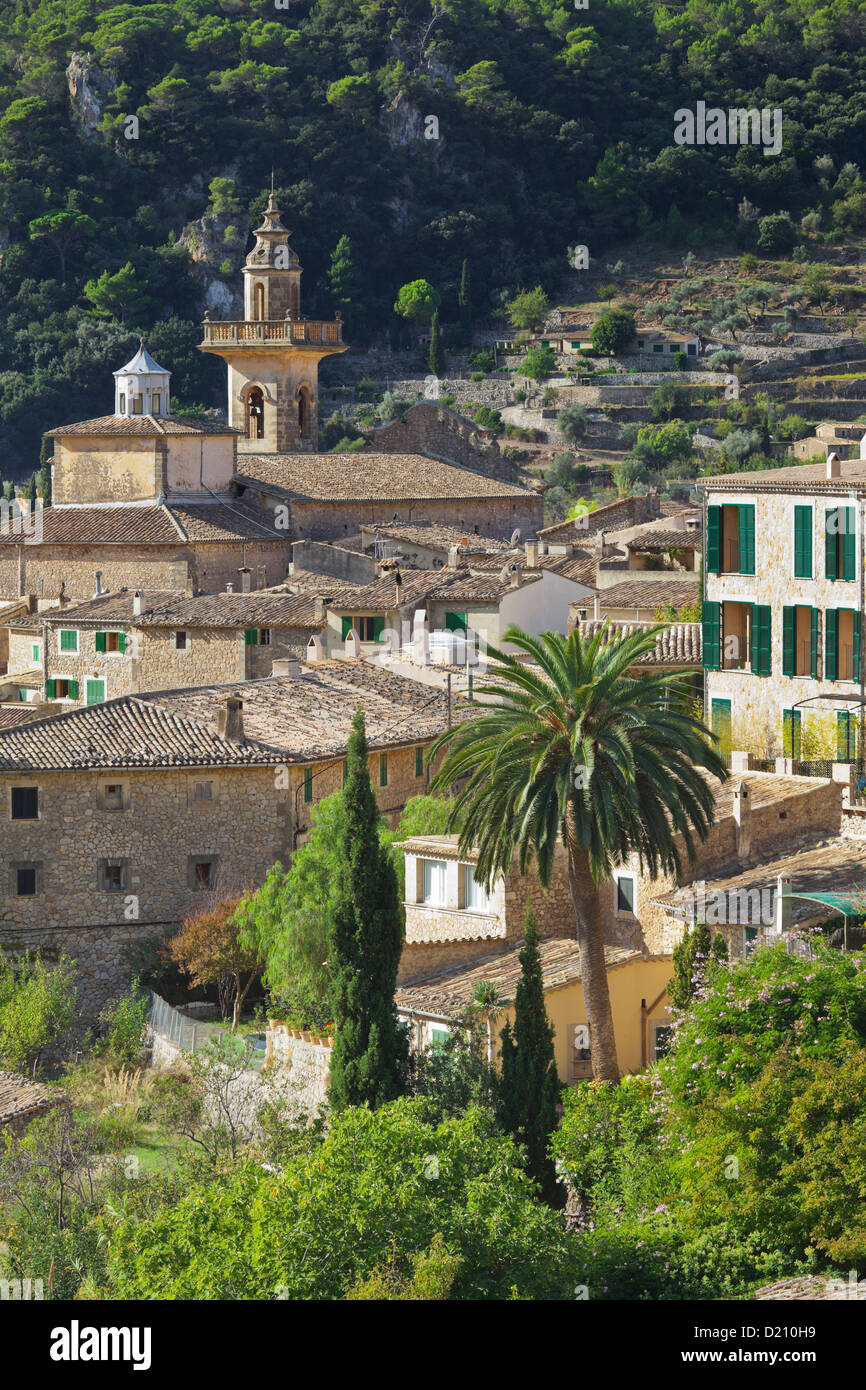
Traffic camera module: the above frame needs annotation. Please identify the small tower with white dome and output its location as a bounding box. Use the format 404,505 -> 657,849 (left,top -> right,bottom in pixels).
113,340 -> 171,419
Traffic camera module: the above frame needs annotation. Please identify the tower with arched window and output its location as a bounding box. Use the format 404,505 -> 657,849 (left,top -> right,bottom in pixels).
199,190 -> 346,454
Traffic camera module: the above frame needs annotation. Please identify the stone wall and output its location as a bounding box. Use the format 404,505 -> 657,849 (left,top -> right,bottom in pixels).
0,919 -> 175,1021
290,494 -> 542,543
0,540 -> 289,605
0,764 -> 291,931
291,539 -> 376,583
368,402 -> 512,480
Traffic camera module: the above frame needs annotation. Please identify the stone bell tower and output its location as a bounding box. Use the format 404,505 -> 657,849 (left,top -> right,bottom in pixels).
198,190 -> 346,454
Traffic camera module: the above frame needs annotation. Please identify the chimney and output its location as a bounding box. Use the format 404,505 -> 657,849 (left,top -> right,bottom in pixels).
510,563 -> 521,588
93,571 -> 105,597
58,581 -> 68,610
272,658 -> 300,677
525,539 -> 538,568
133,590 -> 144,617
225,582 -> 234,594
593,593 -> 600,620
216,695 -> 245,745
732,781 -> 751,862
238,566 -> 252,594
597,529 -> 607,557
827,452 -> 841,479
447,544 -> 459,569
395,569 -> 402,607
313,597 -> 325,623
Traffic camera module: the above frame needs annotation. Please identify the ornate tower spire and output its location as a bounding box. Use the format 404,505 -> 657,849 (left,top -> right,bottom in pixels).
198,184 -> 346,454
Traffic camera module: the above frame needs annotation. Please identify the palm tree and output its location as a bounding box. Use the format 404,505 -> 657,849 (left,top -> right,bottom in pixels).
470,980 -> 506,1064
430,624 -> 728,1082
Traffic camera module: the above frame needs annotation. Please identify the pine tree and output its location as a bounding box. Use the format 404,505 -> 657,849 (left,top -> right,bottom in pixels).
4,481 -> 14,503
328,709 -> 408,1110
497,908 -> 561,1205
428,309 -> 446,378
457,258 -> 471,342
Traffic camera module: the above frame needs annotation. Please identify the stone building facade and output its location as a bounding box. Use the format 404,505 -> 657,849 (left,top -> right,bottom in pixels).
702,456 -> 866,760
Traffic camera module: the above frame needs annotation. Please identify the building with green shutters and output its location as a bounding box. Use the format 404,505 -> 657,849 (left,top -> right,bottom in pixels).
701,453 -> 865,763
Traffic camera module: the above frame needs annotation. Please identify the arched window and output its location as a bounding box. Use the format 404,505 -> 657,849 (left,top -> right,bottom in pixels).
247,387 -> 265,440
254,283 -> 265,321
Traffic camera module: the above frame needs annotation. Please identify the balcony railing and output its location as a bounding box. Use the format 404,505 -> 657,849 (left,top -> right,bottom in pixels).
201,319 -> 343,347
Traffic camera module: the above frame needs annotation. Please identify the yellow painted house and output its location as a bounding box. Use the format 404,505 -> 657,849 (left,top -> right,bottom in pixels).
397,938 -> 674,1081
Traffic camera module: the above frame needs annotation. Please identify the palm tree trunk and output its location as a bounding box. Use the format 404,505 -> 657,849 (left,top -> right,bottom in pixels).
564,807 -> 621,1083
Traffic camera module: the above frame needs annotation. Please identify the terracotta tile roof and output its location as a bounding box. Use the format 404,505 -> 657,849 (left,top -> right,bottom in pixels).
702,459 -> 866,491
363,521 -> 511,554
137,592 -> 326,629
0,502 -> 284,547
40,591 -> 178,623
599,579 -> 699,610
649,835 -> 862,927
234,452 -> 536,501
471,550 -> 597,587
396,940 -> 641,1018
0,708 -> 40,729
427,572 -> 542,602
574,619 -> 701,665
148,661 -> 456,761
0,697 -> 282,771
0,1071 -> 57,1128
45,414 -> 236,437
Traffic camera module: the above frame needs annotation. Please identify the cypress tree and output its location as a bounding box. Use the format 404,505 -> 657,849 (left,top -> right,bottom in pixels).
26,472 -> 37,510
37,461 -> 51,508
328,709 -> 408,1110
669,923 -> 728,1012
497,908 -> 561,1205
458,258 -> 471,342
428,308 -> 445,378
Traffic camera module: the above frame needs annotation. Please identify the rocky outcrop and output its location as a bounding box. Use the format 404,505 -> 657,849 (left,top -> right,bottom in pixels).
178,206 -> 249,319
66,51 -> 117,139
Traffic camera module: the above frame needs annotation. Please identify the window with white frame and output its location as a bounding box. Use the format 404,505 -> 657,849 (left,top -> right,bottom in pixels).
462,863 -> 489,911
421,858 -> 447,905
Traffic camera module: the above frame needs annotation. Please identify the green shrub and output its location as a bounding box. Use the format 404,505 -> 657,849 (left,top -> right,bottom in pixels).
97,977 -> 150,1068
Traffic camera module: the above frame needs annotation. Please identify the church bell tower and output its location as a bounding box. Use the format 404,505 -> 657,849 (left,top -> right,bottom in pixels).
199,190 -> 346,454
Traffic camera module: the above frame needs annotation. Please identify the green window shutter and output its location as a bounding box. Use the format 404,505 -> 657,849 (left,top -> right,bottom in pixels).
711,699 -> 732,752
782,606 -> 795,676
854,611 -> 861,676
86,679 -> 104,705
783,709 -> 802,760
810,607 -> 819,678
737,504 -> 755,575
68,679 -> 78,699
304,767 -> 313,803
701,601 -> 721,670
379,752 -> 388,786
445,611 -> 467,633
841,507 -> 856,580
825,509 -> 838,579
244,627 -> 257,646
793,505 -> 812,578
372,615 -> 385,642
706,505 -> 721,574
95,631 -> 106,653
415,745 -> 424,777
341,616 -> 352,641
750,605 -> 771,675
825,608 -> 838,680
117,631 -> 126,654
32,644 -> 38,662
46,678 -> 56,698
838,711 -> 854,761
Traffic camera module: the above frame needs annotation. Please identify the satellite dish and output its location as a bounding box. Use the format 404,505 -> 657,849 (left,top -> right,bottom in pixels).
509,528 -> 521,547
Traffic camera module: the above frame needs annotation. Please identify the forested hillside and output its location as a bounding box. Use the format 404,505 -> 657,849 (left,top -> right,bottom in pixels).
1,0 -> 865,474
